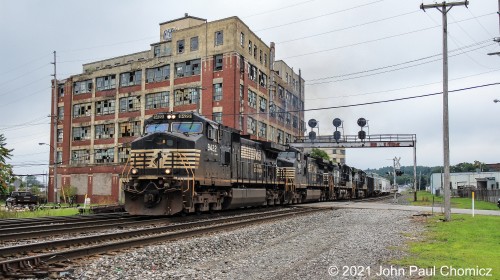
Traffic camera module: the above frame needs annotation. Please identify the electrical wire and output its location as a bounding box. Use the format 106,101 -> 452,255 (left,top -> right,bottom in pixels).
255,0 -> 383,32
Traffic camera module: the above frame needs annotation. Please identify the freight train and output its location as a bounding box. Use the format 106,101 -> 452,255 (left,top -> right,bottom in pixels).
122,112 -> 390,215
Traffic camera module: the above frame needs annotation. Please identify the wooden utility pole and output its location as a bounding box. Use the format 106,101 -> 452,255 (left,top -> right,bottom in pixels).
51,51 -> 58,203
420,1 -> 469,222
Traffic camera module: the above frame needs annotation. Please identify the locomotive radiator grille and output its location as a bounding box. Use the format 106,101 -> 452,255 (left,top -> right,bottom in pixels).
277,167 -> 295,180
129,149 -> 201,169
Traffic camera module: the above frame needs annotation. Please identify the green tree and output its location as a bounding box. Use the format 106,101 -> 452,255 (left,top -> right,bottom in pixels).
0,134 -> 14,195
310,148 -> 330,161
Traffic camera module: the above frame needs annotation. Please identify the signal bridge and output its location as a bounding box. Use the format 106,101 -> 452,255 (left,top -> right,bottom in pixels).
290,134 -> 416,149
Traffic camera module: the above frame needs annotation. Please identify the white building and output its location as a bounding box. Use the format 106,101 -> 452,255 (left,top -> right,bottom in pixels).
429,171 -> 500,195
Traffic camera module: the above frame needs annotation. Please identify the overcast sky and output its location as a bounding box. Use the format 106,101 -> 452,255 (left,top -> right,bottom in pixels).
1,0 -> 499,180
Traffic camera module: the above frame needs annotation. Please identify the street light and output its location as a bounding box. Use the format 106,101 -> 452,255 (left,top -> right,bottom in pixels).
39,142 -> 58,203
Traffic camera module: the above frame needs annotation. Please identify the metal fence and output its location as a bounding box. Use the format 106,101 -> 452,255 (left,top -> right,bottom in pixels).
460,189 -> 500,203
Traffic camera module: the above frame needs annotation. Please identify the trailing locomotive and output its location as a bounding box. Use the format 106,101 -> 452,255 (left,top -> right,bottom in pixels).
122,112 -> 387,215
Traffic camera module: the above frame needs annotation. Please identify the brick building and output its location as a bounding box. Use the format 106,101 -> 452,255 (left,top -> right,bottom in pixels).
47,14 -> 306,203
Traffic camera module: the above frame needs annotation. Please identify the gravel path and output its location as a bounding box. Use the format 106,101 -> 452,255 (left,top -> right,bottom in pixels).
70,207 -> 424,280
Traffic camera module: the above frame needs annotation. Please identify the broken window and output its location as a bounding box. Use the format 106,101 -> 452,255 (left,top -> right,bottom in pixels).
95,123 -> 115,139
215,31 -> 223,46
146,65 -> 170,83
120,70 -> 142,87
175,62 -> 185,78
213,83 -> 223,101
269,102 -> 276,118
259,71 -> 267,88
58,106 -> 64,120
95,148 -> 114,164
212,112 -> 222,124
95,99 -> 115,116
154,45 -> 161,57
214,54 -> 223,71
278,86 -> 284,99
56,151 -> 62,165
118,147 -> 130,163
72,126 -> 90,141
96,75 -> 116,91
57,129 -> 63,143
240,84 -> 244,106
119,121 -> 141,137
259,97 -> 267,113
248,63 -> 256,81
146,91 -> 169,109
248,40 -> 252,55
177,39 -> 185,54
73,102 -> 92,118
292,95 -> 299,109
71,149 -> 90,165
264,53 -> 267,67
253,44 -> 257,58
259,50 -> 263,64
258,122 -> 267,138
247,117 -> 256,135
174,88 -> 199,106
277,106 -> 285,123
58,84 -> 64,98
248,89 -> 257,109
277,129 -> 284,144
240,32 -> 245,47
190,36 -> 199,51
119,96 -> 141,112
73,80 -> 92,95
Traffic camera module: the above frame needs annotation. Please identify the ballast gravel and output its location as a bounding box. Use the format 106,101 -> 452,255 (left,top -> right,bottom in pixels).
70,208 -> 424,280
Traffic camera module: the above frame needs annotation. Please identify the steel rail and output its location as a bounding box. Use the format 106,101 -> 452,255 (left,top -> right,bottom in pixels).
0,207 -> 325,275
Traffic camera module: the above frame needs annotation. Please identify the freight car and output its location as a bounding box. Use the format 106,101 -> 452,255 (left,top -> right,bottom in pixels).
122,112 -> 385,216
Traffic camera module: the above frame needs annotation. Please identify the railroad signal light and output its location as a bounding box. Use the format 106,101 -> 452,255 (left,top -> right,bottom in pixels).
308,131 -> 317,140
395,170 -> 404,176
358,130 -> 366,140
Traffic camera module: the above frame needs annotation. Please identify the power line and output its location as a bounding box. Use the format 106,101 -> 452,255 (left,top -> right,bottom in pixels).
277,11 -> 494,45
306,41 -> 495,85
255,0 -> 384,32
304,68 -> 500,101
243,0 -> 316,18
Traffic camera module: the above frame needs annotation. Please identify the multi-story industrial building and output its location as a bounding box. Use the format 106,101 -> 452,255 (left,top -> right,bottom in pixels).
47,14 -> 306,203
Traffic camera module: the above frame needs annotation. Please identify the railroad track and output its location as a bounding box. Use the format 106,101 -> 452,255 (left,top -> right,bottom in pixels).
0,215 -> 163,242
0,212 -> 127,228
0,207 -> 325,278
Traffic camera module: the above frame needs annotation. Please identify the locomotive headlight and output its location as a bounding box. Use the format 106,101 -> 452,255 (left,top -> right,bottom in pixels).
131,168 -> 139,175
167,114 -> 172,119
165,168 -> 172,175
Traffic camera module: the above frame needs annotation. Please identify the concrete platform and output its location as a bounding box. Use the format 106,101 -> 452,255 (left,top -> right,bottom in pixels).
299,201 -> 500,216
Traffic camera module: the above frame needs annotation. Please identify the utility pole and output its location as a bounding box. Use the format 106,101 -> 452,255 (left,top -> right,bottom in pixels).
50,51 -> 58,203
420,1 -> 469,222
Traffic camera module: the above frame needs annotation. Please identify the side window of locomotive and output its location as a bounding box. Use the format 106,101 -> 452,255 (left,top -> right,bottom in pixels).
144,123 -> 169,135
207,125 -> 219,142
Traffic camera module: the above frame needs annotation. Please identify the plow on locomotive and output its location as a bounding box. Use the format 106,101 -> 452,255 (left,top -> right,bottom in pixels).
122,112 -> 389,215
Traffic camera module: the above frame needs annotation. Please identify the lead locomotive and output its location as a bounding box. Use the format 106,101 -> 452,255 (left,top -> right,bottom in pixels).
122,112 -> 386,215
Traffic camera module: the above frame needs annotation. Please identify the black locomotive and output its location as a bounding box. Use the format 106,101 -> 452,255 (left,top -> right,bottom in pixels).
122,112 -> 388,215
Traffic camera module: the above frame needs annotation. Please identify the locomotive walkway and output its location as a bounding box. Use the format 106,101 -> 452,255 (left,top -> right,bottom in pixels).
300,201 -> 500,216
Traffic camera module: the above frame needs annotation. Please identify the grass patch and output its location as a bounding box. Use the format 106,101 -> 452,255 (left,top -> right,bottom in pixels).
397,214 -> 500,279
0,206 -> 79,219
410,191 -> 499,210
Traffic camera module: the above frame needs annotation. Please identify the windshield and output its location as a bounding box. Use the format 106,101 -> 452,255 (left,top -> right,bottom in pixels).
172,122 -> 203,134
144,123 -> 169,135
278,152 -> 296,159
